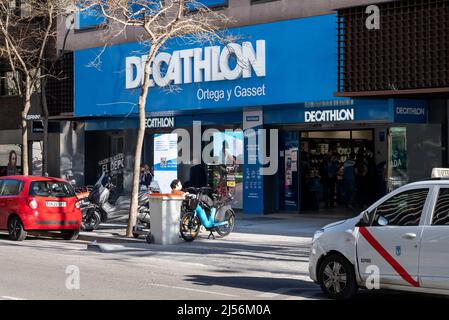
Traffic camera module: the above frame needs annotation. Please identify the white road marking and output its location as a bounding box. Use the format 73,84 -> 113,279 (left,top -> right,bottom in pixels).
0,296 -> 25,300
98,223 -> 127,228
149,283 -> 239,298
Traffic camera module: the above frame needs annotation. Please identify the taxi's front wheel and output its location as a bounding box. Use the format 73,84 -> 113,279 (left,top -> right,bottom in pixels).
318,253 -> 358,300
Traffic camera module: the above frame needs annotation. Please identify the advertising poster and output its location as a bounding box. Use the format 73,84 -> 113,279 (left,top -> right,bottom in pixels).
31,141 -> 43,176
98,153 -> 125,174
0,145 -> 22,176
211,131 -> 244,209
388,127 -> 408,191
285,150 -> 293,186
212,131 -> 244,165
154,133 -> 178,194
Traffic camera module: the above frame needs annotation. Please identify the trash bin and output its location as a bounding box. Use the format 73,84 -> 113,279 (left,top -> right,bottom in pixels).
148,194 -> 184,245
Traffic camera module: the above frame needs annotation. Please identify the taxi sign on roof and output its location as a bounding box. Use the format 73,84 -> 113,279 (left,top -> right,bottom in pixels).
431,168 -> 449,179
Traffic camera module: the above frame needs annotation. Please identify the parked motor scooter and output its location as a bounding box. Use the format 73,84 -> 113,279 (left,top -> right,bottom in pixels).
86,172 -> 158,231
74,185 -> 99,231
130,181 -> 163,239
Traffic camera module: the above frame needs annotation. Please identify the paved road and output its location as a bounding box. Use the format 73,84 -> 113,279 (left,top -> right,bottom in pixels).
0,234 -> 321,300
0,214 -> 443,300
0,214 -> 334,300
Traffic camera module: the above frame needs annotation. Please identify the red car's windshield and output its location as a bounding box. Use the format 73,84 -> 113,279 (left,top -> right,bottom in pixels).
29,181 -> 76,197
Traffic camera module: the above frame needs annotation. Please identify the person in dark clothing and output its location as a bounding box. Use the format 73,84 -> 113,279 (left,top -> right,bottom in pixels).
322,156 -> 337,208
186,164 -> 208,188
354,155 -> 368,209
302,170 -> 320,211
343,153 -> 356,208
366,155 -> 378,204
376,160 -> 387,198
139,164 -> 153,191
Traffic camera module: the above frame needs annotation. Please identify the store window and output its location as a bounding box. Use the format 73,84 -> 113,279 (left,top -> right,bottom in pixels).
0,71 -> 20,97
8,0 -> 32,17
31,141 -> 43,176
0,145 -> 21,176
207,131 -> 244,209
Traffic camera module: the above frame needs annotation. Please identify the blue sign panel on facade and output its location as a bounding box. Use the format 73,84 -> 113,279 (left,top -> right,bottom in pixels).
263,99 -> 427,125
74,14 -> 338,117
393,99 -> 428,124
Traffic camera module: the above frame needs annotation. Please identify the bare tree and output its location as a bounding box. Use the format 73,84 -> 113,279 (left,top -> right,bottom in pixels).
0,0 -> 69,175
79,0 -> 231,237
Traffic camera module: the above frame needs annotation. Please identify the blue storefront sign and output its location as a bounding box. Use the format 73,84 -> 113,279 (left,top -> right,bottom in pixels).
74,14 -> 338,117
264,99 -> 428,125
393,99 -> 428,123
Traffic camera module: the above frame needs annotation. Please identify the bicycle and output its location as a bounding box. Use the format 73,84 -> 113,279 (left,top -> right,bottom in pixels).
180,187 -> 235,242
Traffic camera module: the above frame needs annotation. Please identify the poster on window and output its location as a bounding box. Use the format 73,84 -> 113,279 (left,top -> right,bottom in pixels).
388,127 -> 408,191
0,145 -> 21,176
154,133 -> 178,194
211,132 -> 244,209
213,131 -> 244,165
32,141 -> 43,176
285,150 -> 293,186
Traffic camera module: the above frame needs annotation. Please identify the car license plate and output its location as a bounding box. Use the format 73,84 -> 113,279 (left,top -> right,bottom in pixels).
46,201 -> 67,207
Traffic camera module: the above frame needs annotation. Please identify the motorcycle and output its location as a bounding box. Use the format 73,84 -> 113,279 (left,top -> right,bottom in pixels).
74,185 -> 98,231
81,172 -> 158,232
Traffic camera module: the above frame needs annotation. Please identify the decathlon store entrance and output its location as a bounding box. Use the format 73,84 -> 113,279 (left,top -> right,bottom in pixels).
276,128 -> 378,213
263,98 -> 445,215
272,122 -> 444,215
296,129 -> 376,213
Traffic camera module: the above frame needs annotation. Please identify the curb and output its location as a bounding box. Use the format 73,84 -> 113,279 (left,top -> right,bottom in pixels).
78,233 -> 145,244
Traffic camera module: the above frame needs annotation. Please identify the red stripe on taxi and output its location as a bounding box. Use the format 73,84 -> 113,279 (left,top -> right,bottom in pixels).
359,227 -> 420,287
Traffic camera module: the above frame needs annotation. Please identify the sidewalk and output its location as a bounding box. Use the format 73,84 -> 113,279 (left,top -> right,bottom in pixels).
76,212 -> 350,280
78,211 -> 350,244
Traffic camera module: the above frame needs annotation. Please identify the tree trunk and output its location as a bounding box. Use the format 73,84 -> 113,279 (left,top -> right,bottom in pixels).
21,104 -> 30,175
126,50 -> 155,237
21,80 -> 32,176
126,102 -> 146,237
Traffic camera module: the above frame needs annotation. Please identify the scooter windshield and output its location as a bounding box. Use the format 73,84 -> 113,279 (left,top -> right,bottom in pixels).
95,172 -> 106,187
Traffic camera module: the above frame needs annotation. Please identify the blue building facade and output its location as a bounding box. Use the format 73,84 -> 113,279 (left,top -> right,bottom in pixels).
73,14 -> 442,215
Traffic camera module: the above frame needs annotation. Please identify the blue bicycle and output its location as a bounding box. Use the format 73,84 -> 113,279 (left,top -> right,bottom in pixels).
180,187 -> 235,242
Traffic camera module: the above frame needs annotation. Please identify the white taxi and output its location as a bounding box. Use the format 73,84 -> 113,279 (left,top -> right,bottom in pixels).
309,169 -> 449,299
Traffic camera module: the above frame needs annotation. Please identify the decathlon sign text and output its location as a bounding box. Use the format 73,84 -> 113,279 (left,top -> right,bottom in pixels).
125,40 -> 266,89
146,117 -> 175,129
305,108 -> 355,123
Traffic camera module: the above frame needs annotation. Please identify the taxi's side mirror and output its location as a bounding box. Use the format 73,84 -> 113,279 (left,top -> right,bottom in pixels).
376,215 -> 389,227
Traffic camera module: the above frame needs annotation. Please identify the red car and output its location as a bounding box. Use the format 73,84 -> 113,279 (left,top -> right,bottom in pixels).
0,176 -> 82,241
